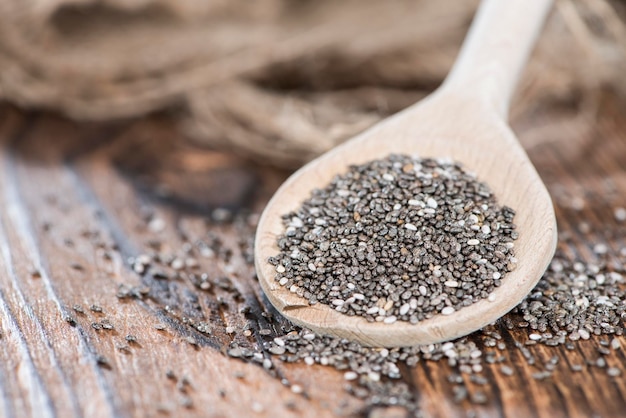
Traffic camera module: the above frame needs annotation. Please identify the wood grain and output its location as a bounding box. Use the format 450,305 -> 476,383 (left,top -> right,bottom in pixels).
0,91 -> 624,418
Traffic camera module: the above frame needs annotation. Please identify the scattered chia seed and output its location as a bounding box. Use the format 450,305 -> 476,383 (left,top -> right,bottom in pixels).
514,256 -> 625,337
114,187 -> 626,417
95,354 -> 111,369
90,304 -> 103,313
500,365 -> 514,376
614,207 -> 626,223
180,396 -> 194,409
452,385 -> 468,403
607,367 -> 621,377
470,391 -> 488,404
270,155 -> 517,322
116,344 -> 131,353
570,364 -> 583,372
63,314 -> 77,326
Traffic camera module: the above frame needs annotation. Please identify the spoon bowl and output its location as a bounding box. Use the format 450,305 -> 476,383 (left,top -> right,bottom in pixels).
255,0 -> 557,347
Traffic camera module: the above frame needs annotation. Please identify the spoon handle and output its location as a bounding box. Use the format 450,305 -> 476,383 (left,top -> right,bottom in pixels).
441,0 -> 553,119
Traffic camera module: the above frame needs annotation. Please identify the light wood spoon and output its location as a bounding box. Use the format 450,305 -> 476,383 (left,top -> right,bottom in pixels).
255,0 -> 557,347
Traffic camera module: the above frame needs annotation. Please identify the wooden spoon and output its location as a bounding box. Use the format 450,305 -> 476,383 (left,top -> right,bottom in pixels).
254,0 -> 557,347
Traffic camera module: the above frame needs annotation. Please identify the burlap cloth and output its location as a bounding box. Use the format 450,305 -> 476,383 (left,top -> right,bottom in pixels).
1,0 -> 624,167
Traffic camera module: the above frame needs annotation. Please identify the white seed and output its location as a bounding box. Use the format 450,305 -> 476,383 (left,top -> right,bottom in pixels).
408,199 -> 421,206
251,402 -> 264,413
276,265 -> 286,273
488,293 -> 496,302
366,306 -> 379,315
493,272 -> 501,280
441,306 -> 455,315
467,239 -> 480,246
382,173 -> 395,181
529,333 -> 542,341
608,367 -> 622,377
291,384 -> 303,394
611,338 -> 621,350
368,372 -> 381,382
441,342 -> 454,351
405,223 -> 417,231
426,198 -> 438,208
444,280 -> 459,288
308,263 -> 317,272
399,303 -> 410,316
384,316 -> 397,324
136,254 -> 151,265
470,350 -> 482,359
290,217 -> 304,228
304,357 -> 315,366
481,225 -> 491,234
593,244 -> 608,255
148,217 -> 165,233
273,337 -> 285,347
445,349 -> 457,358
332,299 -> 344,306
279,277 -> 288,286
344,371 -> 358,381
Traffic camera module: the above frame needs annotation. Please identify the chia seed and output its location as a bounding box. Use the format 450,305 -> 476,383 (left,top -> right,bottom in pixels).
115,183 -> 626,417
270,155 -> 517,322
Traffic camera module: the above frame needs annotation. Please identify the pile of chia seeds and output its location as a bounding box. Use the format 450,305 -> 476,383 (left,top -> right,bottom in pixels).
269,154 -> 517,322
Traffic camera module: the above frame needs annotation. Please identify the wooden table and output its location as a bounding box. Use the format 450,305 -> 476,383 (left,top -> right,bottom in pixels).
0,98 -> 624,417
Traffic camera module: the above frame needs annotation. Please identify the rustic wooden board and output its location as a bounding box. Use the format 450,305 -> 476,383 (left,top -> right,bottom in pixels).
0,96 -> 624,418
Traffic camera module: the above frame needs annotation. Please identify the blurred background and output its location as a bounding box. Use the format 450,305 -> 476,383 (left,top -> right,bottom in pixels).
1,0 -> 624,168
